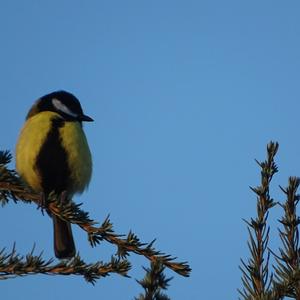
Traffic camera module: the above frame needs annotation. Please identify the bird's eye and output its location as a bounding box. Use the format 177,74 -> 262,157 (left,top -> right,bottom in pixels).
52,99 -> 78,118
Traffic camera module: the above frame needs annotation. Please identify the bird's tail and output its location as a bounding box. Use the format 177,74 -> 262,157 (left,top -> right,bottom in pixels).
53,215 -> 76,259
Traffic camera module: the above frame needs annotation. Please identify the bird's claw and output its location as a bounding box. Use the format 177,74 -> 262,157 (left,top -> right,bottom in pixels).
36,193 -> 47,215
58,190 -> 69,205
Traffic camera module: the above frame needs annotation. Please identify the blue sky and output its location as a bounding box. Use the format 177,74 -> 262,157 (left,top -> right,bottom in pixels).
1,1 -> 300,299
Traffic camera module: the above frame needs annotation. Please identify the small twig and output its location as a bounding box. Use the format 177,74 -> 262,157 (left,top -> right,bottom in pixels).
0,150 -> 191,278
135,259 -> 172,300
0,244 -> 130,284
272,177 -> 300,298
239,141 -> 278,300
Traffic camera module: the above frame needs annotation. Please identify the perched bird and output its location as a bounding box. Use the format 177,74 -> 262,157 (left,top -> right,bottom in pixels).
16,91 -> 93,259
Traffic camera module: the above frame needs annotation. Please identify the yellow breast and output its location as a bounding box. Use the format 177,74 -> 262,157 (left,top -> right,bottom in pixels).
59,119 -> 92,194
16,111 -> 92,194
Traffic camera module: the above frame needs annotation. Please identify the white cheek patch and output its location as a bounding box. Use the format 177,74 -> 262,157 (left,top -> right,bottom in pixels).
52,98 -> 78,118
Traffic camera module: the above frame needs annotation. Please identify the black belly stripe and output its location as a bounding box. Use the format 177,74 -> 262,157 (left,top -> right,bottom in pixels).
35,117 -> 70,194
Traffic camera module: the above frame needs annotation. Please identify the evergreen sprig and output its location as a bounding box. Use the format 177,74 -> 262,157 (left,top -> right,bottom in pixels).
272,177 -> 300,298
0,150 -> 37,206
47,200 -> 190,277
0,150 -> 191,285
239,142 -> 300,299
239,141 -> 279,300
0,244 -> 130,284
135,260 -> 172,300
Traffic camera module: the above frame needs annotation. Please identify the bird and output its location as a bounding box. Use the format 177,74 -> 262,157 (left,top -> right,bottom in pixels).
15,90 -> 93,259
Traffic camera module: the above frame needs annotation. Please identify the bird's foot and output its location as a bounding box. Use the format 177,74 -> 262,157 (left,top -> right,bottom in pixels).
58,190 -> 69,206
36,192 -> 48,215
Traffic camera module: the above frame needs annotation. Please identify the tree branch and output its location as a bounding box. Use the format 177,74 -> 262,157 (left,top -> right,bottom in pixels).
239,141 -> 278,300
0,244 -> 130,284
135,259 -> 172,300
0,150 -> 191,282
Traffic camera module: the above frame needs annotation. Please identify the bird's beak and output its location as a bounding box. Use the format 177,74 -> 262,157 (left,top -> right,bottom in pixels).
78,114 -> 94,122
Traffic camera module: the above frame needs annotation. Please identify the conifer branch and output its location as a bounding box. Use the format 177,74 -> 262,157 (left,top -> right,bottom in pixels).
0,150 -> 38,206
0,244 -> 130,284
135,260 -> 172,300
272,176 -> 300,298
0,150 -> 191,280
239,141 -> 279,300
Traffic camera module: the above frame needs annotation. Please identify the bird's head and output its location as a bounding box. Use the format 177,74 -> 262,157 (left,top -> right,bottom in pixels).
26,90 -> 94,123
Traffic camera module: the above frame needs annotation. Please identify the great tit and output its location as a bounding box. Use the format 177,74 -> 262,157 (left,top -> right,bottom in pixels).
15,91 -> 93,259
